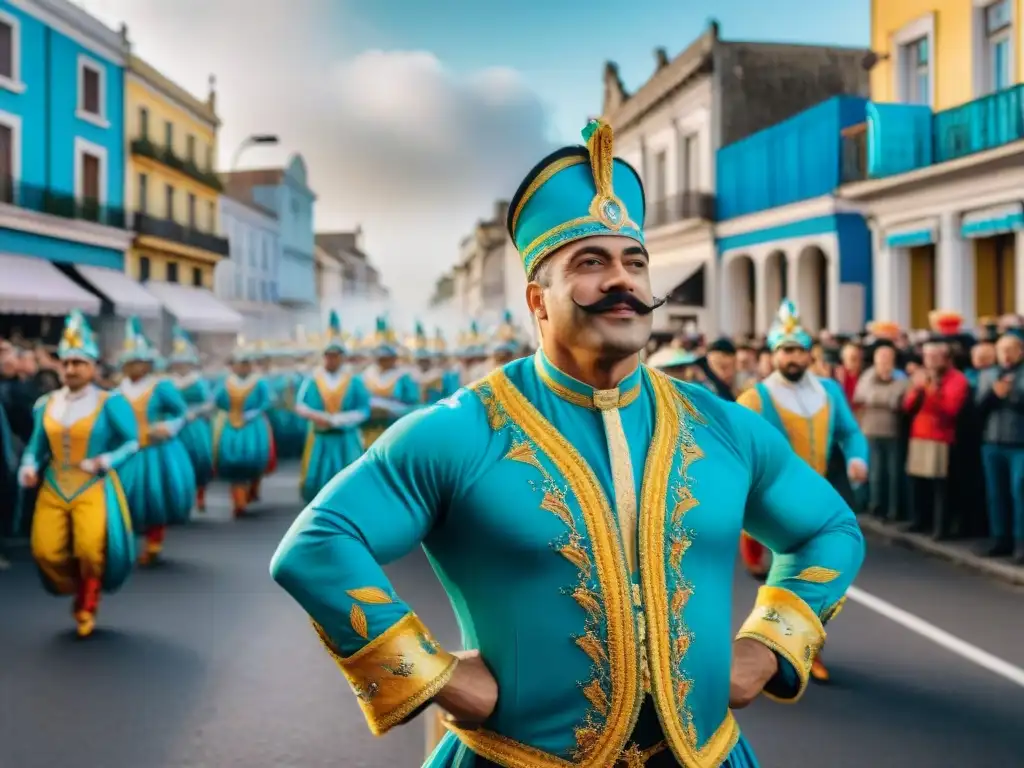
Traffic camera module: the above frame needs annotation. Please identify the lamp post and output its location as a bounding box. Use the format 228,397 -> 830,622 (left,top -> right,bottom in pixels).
230,134 -> 279,170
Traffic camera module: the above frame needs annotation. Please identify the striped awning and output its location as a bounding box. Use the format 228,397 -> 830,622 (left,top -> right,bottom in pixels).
885,219 -> 937,249
961,202 -> 1024,239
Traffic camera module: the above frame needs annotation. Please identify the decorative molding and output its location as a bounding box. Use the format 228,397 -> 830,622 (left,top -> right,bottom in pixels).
127,69 -> 217,132
75,52 -> 110,128
715,195 -> 863,239
0,9 -> 26,94
0,201 -> 131,250
74,135 -> 109,206
7,0 -> 127,65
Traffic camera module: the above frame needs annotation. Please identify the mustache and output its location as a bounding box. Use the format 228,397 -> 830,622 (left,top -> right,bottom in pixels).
573,291 -> 667,316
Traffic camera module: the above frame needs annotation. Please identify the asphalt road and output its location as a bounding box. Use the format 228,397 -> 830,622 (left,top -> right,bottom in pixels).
1,464 -> 1022,768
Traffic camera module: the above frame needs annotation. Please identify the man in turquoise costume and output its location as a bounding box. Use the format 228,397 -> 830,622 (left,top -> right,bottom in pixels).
358,316 -> 420,447
457,321 -> 491,384
406,322 -> 447,405
271,119 -> 864,768
168,325 -> 216,513
489,310 -> 526,368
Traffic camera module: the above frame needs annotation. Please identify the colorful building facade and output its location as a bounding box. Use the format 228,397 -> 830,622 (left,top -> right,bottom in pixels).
840,0 -> 1024,329
121,50 -> 239,341
715,96 -> 873,336
0,0 -> 135,334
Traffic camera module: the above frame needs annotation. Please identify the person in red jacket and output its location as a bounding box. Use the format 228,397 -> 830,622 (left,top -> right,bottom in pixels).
903,311 -> 970,539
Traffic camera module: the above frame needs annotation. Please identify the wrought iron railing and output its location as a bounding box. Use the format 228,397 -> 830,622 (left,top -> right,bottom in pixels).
0,177 -> 127,228
133,213 -> 229,256
131,137 -> 223,191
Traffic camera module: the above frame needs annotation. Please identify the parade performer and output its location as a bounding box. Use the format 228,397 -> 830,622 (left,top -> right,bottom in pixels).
272,119 -> 864,768
431,328 -> 462,398
458,320 -> 490,382
18,311 -> 138,637
490,309 -> 524,367
212,342 -> 275,517
168,325 -> 216,513
295,311 -> 371,503
116,318 -> 196,566
268,342 -> 308,461
358,316 -> 419,447
736,299 -> 868,683
407,322 -> 446,405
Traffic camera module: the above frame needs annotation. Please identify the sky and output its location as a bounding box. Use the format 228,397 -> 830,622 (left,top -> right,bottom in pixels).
75,0 -> 869,316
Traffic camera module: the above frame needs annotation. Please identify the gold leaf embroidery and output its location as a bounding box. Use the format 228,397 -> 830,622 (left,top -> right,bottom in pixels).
506,440 -> 542,471
574,725 -> 600,757
347,587 -> 393,604
673,634 -> 690,659
582,679 -> 609,716
675,678 -> 691,704
350,604 -> 369,639
559,541 -> 593,575
571,585 -> 603,619
575,633 -> 608,665
796,566 -> 841,584
670,586 -> 692,615
823,596 -> 847,623
671,494 -> 698,526
540,490 -> 574,528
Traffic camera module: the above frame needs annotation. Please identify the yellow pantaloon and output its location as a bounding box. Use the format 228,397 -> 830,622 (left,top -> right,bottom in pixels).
30,480 -> 108,594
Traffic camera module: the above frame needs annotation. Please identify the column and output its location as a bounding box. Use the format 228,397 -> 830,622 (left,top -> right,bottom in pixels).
893,247 -> 911,329
936,210 -> 975,321
871,221 -> 894,322
1015,229 -> 1024,316
754,252 -> 771,336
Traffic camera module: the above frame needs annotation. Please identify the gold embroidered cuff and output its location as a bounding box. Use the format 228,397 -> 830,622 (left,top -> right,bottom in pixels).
735,585 -> 826,704
313,611 -> 458,736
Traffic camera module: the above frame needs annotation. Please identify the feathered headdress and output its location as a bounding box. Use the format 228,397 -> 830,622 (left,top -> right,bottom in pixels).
766,299 -> 813,351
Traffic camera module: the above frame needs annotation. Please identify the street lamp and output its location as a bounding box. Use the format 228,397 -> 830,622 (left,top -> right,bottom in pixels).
231,134 -> 280,170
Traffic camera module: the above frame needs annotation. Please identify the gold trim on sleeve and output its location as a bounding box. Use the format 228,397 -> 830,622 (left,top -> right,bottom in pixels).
312,612 -> 457,736
735,585 -> 827,704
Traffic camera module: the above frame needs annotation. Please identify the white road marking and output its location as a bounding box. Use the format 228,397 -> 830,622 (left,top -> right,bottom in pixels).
845,585 -> 1024,689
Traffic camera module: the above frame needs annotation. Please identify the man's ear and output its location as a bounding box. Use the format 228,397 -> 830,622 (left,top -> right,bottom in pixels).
525,282 -> 548,321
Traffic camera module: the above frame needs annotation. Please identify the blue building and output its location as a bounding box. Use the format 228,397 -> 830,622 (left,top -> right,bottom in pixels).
223,154 -> 317,332
0,0 -> 136,334
714,96 -> 873,337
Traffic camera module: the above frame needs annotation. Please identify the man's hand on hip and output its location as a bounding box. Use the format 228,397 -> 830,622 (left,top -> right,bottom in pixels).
729,637 -> 779,709
434,649 -> 498,728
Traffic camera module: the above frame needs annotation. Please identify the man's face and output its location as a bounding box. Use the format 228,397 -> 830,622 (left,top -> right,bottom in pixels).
996,336 -> 1023,368
377,355 -> 396,371
123,360 -> 150,381
773,345 -> 811,382
922,343 -> 949,372
527,235 -> 654,358
232,360 -> 252,377
416,357 -> 432,372
62,358 -> 94,390
736,349 -> 757,372
971,342 -> 996,369
841,344 -> 862,371
706,350 -> 736,384
169,363 -> 192,377
323,350 -> 343,373
873,345 -> 896,376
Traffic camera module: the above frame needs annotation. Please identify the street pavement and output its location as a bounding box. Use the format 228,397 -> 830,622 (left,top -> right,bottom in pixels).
2,463 -> 1022,768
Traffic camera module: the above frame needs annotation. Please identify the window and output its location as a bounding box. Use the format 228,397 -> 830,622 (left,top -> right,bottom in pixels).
75,139 -> 105,221
187,192 -> 196,229
137,172 -> 148,213
138,106 -> 149,140
262,281 -> 269,302
248,277 -> 256,300
186,134 -> 195,163
0,111 -> 19,204
166,261 -> 179,283
262,238 -> 269,269
680,134 -> 699,192
984,0 -> 1013,93
234,272 -> 242,298
206,145 -> 214,171
904,38 -> 930,105
0,12 -> 24,93
653,150 -> 667,201
139,256 -> 151,282
192,266 -> 203,287
77,55 -> 106,125
249,239 -> 257,266
207,201 -> 215,232
164,120 -> 173,150
164,183 -> 175,219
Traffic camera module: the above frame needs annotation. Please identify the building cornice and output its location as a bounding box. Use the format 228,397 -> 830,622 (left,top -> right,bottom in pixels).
127,55 -> 219,129
9,0 -> 128,64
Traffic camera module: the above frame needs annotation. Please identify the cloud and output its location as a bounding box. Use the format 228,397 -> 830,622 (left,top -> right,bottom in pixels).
72,1 -> 556,312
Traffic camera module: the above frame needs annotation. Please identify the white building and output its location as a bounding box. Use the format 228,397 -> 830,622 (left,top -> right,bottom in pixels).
314,243 -> 344,317
216,194 -> 292,341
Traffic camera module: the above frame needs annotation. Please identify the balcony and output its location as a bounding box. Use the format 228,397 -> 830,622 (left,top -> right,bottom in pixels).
646,191 -> 716,228
0,178 -> 127,228
841,85 -> 1024,183
133,213 -> 229,256
131,137 -> 223,192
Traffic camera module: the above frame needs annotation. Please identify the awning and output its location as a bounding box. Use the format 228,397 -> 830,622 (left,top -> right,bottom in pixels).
650,259 -> 705,298
143,281 -> 243,333
961,202 -> 1024,239
0,253 -> 100,316
73,265 -> 162,318
885,219 -> 938,249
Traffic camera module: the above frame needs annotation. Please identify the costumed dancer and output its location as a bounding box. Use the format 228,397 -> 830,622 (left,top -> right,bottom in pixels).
458,321 -> 490,383
168,325 -> 216,513
212,340 -> 275,517
295,311 -> 371,503
268,341 -> 309,461
358,316 -> 419,447
736,298 -> 868,683
116,318 -> 197,566
431,328 -> 462,398
17,311 -> 138,637
271,119 -> 864,767
489,309 -> 524,368
407,322 -> 446,404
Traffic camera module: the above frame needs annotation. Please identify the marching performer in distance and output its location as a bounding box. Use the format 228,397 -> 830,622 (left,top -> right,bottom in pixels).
116,318 -> 196,566
168,325 -> 215,514
358,316 -> 419,447
431,327 -> 462,398
458,320 -> 490,383
490,309 -> 525,368
268,340 -> 309,462
18,311 -> 138,637
271,118 -> 863,767
737,298 -> 868,684
295,311 -> 371,504
212,339 -> 275,518
407,322 -> 446,405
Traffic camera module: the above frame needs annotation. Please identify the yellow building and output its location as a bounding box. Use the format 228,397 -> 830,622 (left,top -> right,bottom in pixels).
840,0 -> 1024,329
125,55 -> 227,291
